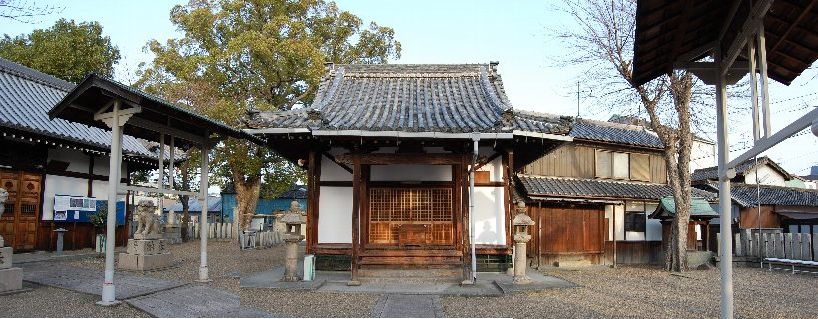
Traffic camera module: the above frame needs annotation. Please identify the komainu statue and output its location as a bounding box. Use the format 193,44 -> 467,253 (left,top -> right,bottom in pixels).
134,200 -> 163,239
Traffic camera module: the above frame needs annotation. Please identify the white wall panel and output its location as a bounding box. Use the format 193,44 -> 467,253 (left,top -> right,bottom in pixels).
321,155 -> 353,181
370,164 -> 451,181
317,186 -> 352,243
472,186 -> 506,245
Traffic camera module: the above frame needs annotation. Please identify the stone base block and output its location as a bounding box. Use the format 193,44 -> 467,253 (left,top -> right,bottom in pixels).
126,239 -> 167,255
118,252 -> 173,271
0,267 -> 22,292
0,247 -> 12,269
164,226 -> 182,244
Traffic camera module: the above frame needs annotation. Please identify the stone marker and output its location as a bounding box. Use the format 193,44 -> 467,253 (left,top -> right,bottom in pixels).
0,187 -> 23,293
119,200 -> 173,271
54,228 -> 68,256
164,210 -> 182,244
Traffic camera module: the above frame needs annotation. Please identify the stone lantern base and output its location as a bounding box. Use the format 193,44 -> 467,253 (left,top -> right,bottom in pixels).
0,246 -> 22,292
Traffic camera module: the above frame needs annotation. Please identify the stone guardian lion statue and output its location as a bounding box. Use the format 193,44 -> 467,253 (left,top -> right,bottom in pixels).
134,199 -> 162,239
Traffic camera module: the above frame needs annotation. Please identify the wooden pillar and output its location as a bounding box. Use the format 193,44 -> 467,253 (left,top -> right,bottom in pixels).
306,150 -> 318,254
349,153 -> 361,285
504,148 -> 514,247
461,154 -> 471,280
87,154 -> 95,197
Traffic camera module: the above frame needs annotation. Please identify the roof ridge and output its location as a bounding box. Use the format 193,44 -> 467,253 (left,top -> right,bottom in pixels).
519,174 -> 667,186
0,57 -> 75,92
577,117 -> 652,131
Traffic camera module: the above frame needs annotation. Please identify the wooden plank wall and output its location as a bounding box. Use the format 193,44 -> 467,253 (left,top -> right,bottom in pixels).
739,206 -> 780,229
528,205 -> 606,266
522,144 -> 667,184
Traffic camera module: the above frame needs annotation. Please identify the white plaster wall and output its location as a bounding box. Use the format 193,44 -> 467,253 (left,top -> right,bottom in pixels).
606,203 -> 661,241
370,164 -> 452,181
317,186 -> 353,243
646,203 -> 662,241
744,165 -> 787,186
690,140 -> 716,172
42,175 -> 126,220
472,186 -> 506,245
321,155 -> 352,181
475,156 -> 504,182
806,181 -> 817,190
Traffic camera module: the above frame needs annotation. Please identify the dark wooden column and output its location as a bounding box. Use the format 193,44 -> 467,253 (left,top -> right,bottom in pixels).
505,148 -> 514,246
306,150 -> 320,254
461,154 -> 471,281
349,153 -> 361,285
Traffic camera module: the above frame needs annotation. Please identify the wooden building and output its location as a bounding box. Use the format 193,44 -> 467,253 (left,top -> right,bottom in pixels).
247,63 -> 572,280
693,157 -> 818,242
0,58 -> 155,251
518,118 -> 717,266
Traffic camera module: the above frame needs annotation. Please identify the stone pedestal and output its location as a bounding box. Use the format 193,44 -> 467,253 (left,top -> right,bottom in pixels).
164,225 -> 182,244
282,235 -> 303,282
118,239 -> 173,271
0,246 -> 23,292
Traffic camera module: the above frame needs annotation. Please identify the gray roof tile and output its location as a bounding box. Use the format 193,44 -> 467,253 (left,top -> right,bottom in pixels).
0,58 -> 152,157
691,156 -> 790,182
249,64 -> 571,135
698,183 -> 818,207
518,174 -> 716,201
569,118 -> 664,148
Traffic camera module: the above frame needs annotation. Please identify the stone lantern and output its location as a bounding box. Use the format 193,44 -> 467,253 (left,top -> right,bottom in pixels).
279,200 -> 306,282
512,201 -> 534,284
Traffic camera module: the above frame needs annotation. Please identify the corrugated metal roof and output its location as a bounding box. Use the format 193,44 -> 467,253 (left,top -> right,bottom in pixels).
518,174 -> 716,201
248,63 -> 571,135
163,196 -> 221,213
0,58 -> 152,156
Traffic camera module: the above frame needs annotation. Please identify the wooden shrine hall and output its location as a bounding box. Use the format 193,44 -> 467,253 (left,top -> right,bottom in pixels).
246,63 -> 573,283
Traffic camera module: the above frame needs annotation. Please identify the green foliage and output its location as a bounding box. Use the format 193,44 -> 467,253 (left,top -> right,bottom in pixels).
89,201 -> 107,231
137,0 -> 401,195
0,18 -> 120,83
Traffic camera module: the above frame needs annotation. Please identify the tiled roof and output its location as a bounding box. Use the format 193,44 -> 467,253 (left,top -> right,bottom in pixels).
699,183 -> 818,208
650,196 -> 719,220
248,63 -> 571,135
518,174 -> 716,201
569,118 -> 664,148
691,156 -> 790,182
0,58 -> 152,157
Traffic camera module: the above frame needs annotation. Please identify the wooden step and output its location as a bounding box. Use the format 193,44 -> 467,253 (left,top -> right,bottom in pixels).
359,256 -> 462,266
358,268 -> 462,279
360,249 -> 462,257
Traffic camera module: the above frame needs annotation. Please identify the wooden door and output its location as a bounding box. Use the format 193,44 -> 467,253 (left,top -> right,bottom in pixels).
368,187 -> 454,246
0,170 -> 40,250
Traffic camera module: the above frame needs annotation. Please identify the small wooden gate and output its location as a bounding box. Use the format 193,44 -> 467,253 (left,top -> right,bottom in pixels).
0,170 -> 41,250
368,187 -> 454,246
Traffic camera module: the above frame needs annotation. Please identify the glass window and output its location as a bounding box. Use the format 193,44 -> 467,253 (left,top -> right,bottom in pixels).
630,153 -> 651,181
612,152 -> 629,179
595,150 -> 612,178
624,201 -> 646,232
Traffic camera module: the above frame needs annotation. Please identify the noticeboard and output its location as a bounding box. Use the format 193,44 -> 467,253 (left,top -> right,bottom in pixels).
52,195 -> 126,225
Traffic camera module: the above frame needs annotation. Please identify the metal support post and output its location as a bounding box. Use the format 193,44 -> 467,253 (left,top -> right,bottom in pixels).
197,140 -> 211,282
99,100 -> 124,306
716,52 -> 734,319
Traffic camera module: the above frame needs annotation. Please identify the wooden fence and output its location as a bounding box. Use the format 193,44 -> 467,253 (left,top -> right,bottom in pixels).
720,230 -> 818,261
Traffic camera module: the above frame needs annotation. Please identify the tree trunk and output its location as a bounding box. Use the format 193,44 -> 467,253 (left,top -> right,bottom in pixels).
180,164 -> 191,242
232,169 -> 261,232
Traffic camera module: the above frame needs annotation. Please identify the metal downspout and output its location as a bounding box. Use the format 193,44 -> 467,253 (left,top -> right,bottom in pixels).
470,134 -> 479,282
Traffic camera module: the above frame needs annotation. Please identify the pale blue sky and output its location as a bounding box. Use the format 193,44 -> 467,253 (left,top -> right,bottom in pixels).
4,0 -> 817,174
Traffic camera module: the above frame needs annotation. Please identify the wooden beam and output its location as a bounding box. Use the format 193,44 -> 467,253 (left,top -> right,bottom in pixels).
722,0 -> 774,72
336,153 -> 464,165
321,151 -> 353,174
769,0 -> 817,53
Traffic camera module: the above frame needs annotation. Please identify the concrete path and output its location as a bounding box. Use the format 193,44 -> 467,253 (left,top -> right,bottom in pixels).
21,262 -> 275,317
23,263 -> 186,299
371,294 -> 444,318
128,285 -> 275,318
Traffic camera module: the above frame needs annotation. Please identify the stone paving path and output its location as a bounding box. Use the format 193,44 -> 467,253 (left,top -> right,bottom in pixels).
21,262 -> 275,317
371,294 -> 444,318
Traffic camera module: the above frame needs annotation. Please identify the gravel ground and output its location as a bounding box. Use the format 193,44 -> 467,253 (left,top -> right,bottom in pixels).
443,265 -> 818,318
65,239 -> 283,293
0,282 -> 148,318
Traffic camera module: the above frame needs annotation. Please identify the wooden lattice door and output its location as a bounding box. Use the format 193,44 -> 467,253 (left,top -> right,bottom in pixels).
0,170 -> 40,250
368,187 -> 454,246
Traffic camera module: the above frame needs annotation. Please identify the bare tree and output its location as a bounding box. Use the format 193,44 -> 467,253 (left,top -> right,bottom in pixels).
0,0 -> 62,23
557,0 -> 707,271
